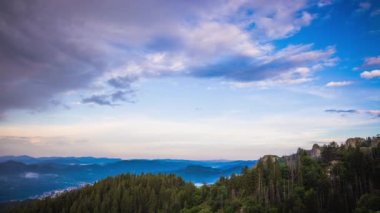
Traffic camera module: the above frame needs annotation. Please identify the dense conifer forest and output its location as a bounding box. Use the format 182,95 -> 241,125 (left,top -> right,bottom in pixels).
7,136 -> 380,213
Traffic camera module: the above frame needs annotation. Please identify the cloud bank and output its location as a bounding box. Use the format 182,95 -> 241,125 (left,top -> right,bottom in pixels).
0,0 -> 336,115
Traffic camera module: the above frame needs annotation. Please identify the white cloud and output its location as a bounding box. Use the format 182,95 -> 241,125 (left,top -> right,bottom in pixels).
242,0 -> 314,40
183,22 -> 271,58
326,81 -> 353,87
360,70 -> 380,79
228,77 -> 313,89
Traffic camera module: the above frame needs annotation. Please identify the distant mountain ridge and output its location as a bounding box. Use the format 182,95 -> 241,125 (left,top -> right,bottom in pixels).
0,156 -> 122,165
0,156 -> 256,202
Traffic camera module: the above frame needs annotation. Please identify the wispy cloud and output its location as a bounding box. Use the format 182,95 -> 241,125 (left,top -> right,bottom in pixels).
325,81 -> 353,87
356,2 -> 371,13
192,44 -> 335,86
363,56 -> 380,67
325,109 -> 358,113
366,110 -> 380,117
318,0 -> 333,7
360,2 -> 371,10
82,95 -> 113,106
371,9 -> 380,16
325,109 -> 380,117
82,90 -> 134,106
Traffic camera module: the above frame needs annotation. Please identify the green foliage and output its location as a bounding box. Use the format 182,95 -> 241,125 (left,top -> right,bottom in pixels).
354,193 -> 380,213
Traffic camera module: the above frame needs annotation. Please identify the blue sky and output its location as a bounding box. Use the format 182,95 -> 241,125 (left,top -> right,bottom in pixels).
0,0 -> 379,159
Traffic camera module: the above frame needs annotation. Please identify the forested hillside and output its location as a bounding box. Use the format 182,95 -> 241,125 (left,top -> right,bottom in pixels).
8,136 -> 380,213
0,158 -> 255,202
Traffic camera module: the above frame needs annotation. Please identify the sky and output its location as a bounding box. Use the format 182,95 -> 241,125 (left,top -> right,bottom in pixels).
0,0 -> 379,160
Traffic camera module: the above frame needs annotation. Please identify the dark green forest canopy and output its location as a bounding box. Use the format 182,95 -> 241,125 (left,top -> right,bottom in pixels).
7,136 -> 380,213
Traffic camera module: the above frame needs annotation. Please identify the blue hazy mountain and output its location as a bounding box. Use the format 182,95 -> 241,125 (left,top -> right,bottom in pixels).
0,156 -> 256,202
0,156 -> 122,165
